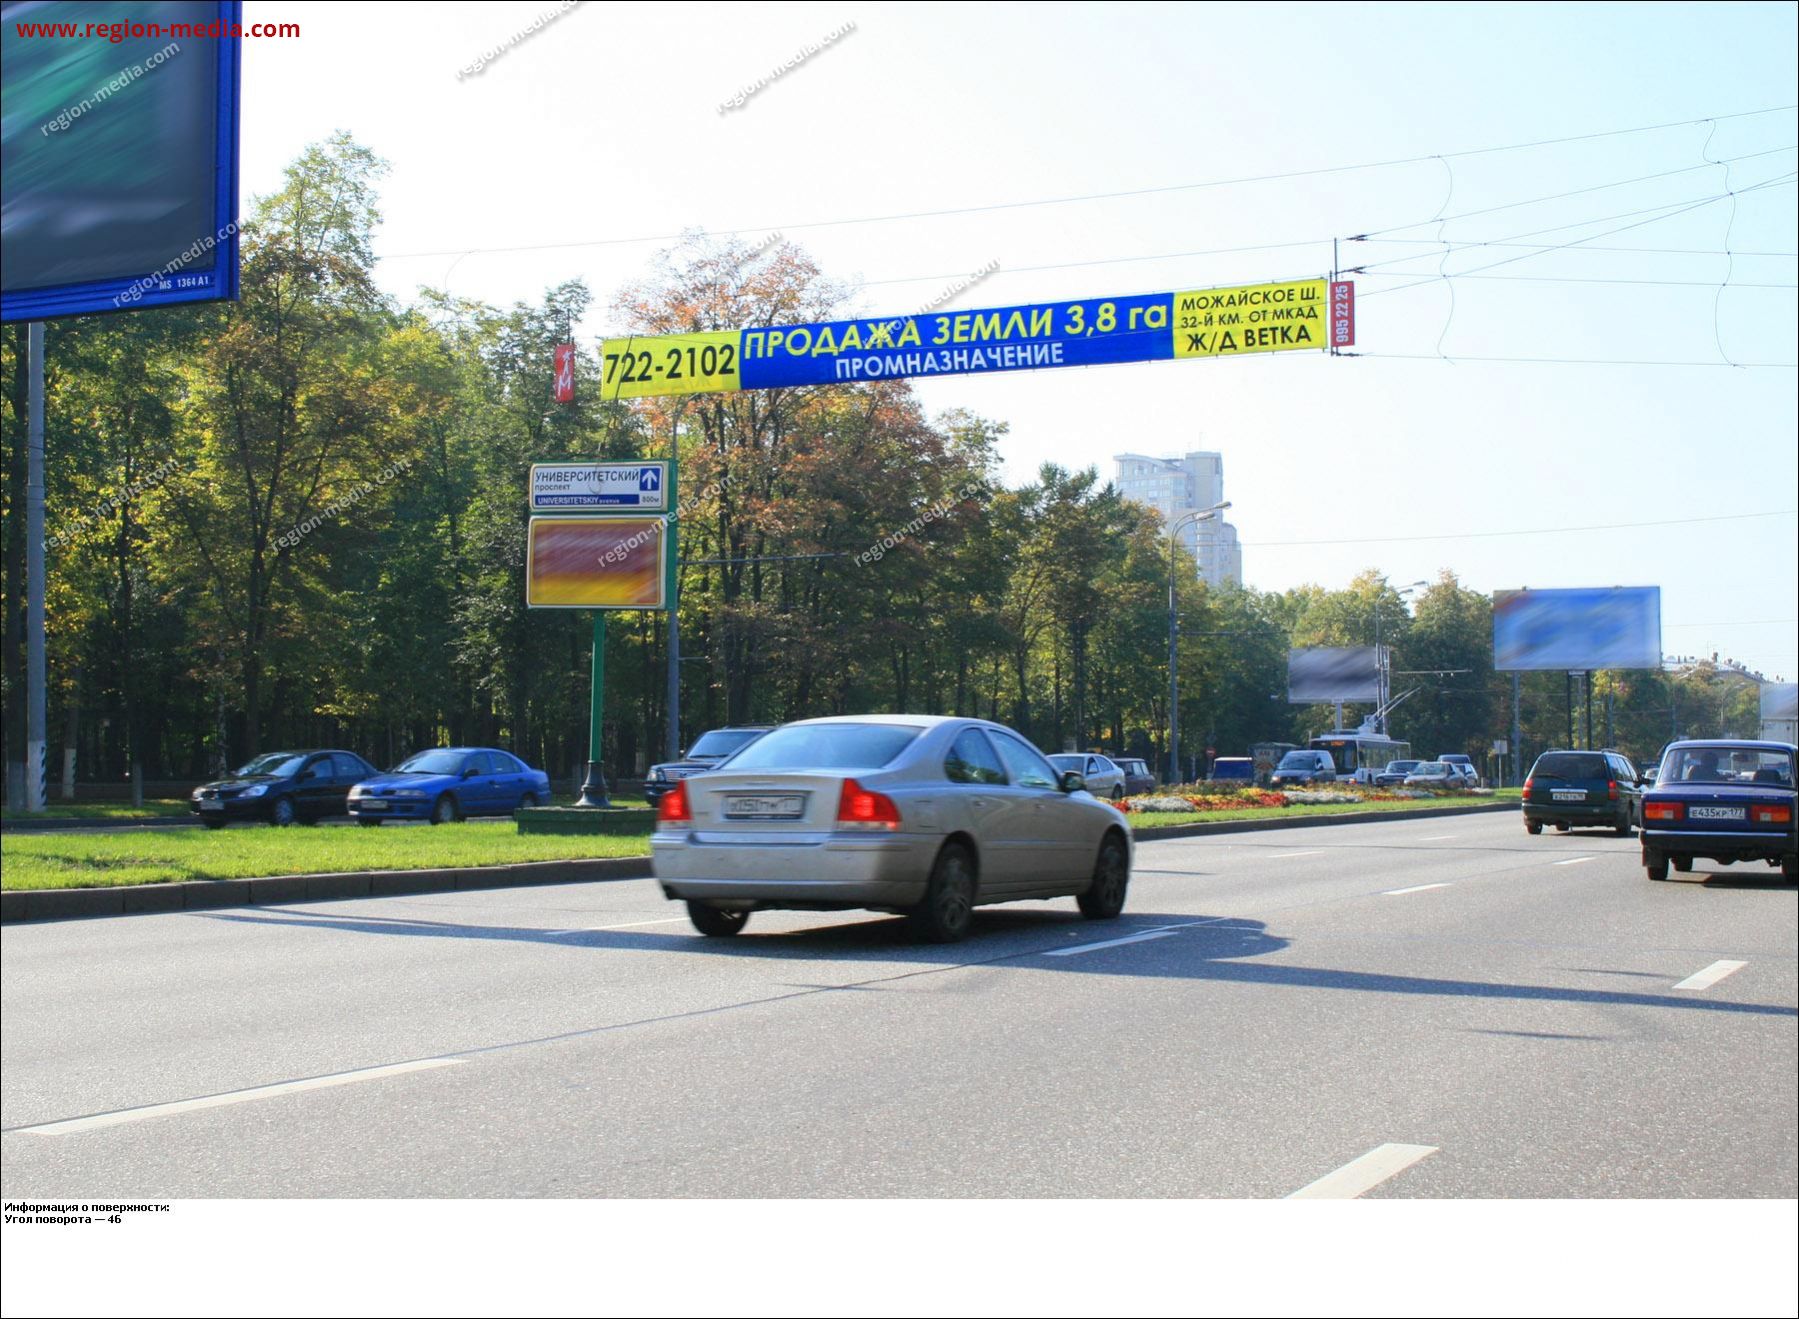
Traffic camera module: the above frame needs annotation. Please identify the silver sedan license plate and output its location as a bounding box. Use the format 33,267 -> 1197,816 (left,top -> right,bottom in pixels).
724,794 -> 804,820
1689,805 -> 1744,821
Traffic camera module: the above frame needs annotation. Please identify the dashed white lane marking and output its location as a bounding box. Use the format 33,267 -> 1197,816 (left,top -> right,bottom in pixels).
1382,882 -> 1451,895
1269,850 -> 1324,859
1553,856 -> 1594,866
551,916 -> 690,936
1673,959 -> 1747,992
1417,835 -> 1458,841
1046,930 -> 1180,957
1288,1143 -> 1440,1199
17,1059 -> 464,1136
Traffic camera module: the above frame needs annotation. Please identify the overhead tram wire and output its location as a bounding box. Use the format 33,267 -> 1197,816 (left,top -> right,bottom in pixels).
373,104 -> 1798,263
1349,171 -> 1799,280
1355,171 -> 1799,299
1347,144 -> 1796,239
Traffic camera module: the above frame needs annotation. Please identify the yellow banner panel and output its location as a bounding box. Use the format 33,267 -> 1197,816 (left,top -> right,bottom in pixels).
1171,279 -> 1329,358
599,331 -> 741,400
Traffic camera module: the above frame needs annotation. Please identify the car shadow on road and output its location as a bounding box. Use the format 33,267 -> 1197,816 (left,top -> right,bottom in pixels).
199,906 -> 1797,1020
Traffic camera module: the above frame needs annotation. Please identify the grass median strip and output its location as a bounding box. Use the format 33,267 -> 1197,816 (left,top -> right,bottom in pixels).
2,800 -> 191,822
1,824 -> 651,891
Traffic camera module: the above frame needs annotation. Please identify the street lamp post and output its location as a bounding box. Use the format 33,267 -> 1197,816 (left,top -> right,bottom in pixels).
1167,501 -> 1230,784
1373,581 -> 1428,731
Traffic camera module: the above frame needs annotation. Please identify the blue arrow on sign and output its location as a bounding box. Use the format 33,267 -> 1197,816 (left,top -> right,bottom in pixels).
639,467 -> 661,492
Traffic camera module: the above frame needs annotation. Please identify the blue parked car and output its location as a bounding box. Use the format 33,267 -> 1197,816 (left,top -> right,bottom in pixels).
348,747 -> 552,826
1639,740 -> 1796,883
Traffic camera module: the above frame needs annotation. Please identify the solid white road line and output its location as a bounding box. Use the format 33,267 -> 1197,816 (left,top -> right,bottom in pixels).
1382,882 -> 1451,895
18,1059 -> 464,1136
1673,959 -> 1747,992
1045,930 -> 1179,957
1417,835 -> 1458,841
1288,1143 -> 1440,1199
1553,856 -> 1594,866
1269,850 -> 1324,859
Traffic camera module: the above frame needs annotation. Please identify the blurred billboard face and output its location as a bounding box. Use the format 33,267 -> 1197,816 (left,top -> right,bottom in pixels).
526,517 -> 667,609
1,0 -> 237,317
1492,587 -> 1662,671
1763,683 -> 1798,723
1288,647 -> 1381,703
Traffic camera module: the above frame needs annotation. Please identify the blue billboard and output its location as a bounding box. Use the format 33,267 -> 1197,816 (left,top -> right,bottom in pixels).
1493,587 -> 1663,671
0,1 -> 241,321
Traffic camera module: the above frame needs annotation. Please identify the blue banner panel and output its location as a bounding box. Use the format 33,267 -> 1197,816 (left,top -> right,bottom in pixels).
1,1 -> 242,321
1493,587 -> 1663,671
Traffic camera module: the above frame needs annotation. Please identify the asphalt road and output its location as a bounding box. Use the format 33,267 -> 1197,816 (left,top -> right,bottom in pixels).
3,810 -> 1794,1198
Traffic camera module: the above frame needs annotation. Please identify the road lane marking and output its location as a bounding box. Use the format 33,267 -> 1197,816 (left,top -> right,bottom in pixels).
1269,850 -> 1324,859
1383,882 -> 1451,895
1673,959 -> 1747,991
1046,930 -> 1179,957
17,1059 -> 464,1136
1288,1143 -> 1440,1199
1417,835 -> 1457,841
1553,856 -> 1594,866
553,916 -> 690,935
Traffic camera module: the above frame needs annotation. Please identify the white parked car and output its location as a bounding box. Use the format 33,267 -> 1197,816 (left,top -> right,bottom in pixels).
1403,761 -> 1459,788
651,716 -> 1133,942
1048,752 -> 1127,799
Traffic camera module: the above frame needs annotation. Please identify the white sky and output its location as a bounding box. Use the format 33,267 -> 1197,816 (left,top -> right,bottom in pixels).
241,1 -> 1799,678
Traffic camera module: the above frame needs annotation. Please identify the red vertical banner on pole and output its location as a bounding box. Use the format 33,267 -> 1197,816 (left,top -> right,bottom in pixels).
553,343 -> 576,403
1330,281 -> 1355,348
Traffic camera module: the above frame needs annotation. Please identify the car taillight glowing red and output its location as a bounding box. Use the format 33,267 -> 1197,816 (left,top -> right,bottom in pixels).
1643,801 -> 1683,822
1607,780 -> 1618,800
1752,805 -> 1792,825
1523,777 -> 1534,799
656,780 -> 692,825
837,778 -> 901,830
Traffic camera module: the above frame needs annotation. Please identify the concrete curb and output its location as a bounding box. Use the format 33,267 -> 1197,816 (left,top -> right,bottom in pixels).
3,815 -> 197,833
1,855 -> 653,924
1,801 -> 1518,925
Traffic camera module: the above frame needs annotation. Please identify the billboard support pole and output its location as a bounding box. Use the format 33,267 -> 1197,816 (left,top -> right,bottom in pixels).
1565,673 -> 1574,749
24,322 -> 47,813
575,612 -> 611,807
1585,672 -> 1594,750
1511,673 -> 1522,787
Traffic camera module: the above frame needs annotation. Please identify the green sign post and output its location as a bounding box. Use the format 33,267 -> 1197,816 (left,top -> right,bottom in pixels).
524,459 -> 676,808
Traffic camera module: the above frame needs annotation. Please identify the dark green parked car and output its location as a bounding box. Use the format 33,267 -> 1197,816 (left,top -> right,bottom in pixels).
1522,749 -> 1646,837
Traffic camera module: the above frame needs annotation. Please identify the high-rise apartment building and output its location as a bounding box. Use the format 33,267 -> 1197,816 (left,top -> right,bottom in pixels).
1113,450 -> 1243,586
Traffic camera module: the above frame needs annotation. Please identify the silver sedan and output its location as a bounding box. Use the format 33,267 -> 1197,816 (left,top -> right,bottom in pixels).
650,715 -> 1133,942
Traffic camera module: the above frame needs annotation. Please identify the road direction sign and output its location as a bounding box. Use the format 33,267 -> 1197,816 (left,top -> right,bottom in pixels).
530,461 -> 669,512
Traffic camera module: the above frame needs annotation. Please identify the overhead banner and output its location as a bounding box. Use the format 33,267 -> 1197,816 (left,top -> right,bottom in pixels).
601,278 -> 1353,399
526,516 -> 671,609
1493,587 -> 1662,671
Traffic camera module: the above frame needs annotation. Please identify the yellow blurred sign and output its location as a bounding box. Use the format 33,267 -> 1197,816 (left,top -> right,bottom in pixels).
525,516 -> 669,609
1172,278 -> 1329,357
